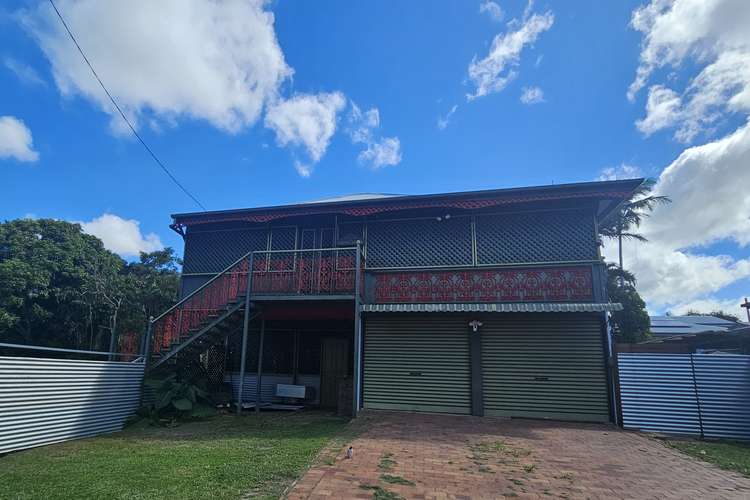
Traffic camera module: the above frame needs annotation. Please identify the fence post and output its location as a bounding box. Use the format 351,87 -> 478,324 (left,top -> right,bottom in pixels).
237,253 -> 255,415
689,354 -> 704,438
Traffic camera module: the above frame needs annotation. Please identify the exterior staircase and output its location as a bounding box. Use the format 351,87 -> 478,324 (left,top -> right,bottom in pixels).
143,246 -> 362,373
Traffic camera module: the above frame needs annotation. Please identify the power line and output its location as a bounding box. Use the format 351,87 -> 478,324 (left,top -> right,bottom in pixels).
48,0 -> 207,211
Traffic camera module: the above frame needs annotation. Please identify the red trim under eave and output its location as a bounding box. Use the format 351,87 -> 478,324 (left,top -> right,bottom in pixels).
174,190 -> 633,226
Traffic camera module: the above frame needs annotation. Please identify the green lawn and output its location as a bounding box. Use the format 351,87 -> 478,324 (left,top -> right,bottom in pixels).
668,439 -> 750,477
0,412 -> 349,500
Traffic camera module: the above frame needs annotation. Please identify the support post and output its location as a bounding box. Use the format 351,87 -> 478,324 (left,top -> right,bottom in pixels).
292,330 -> 300,385
255,318 -> 266,413
352,241 -> 363,416
142,317 -> 153,369
237,253 -> 255,415
468,319 -> 484,417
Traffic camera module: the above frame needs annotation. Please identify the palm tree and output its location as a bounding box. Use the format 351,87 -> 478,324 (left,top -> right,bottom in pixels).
599,179 -> 671,279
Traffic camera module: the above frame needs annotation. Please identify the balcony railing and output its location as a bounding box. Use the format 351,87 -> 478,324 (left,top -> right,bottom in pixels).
252,247 -> 360,296
147,246 -> 363,355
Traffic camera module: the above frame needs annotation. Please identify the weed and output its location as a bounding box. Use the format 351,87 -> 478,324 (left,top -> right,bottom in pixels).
378,453 -> 397,471
379,474 -> 415,486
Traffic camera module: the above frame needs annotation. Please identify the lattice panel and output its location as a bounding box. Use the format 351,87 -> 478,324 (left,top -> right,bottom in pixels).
338,222 -> 364,245
475,210 -> 597,265
183,229 -> 268,274
367,217 -> 473,268
270,227 -> 297,250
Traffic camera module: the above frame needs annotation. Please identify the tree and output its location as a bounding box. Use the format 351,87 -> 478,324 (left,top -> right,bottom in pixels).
0,219 -> 120,348
0,219 -> 180,353
684,309 -> 740,322
606,264 -> 650,343
599,178 -> 671,274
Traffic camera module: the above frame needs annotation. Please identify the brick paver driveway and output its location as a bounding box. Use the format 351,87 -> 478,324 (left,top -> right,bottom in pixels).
288,411 -> 750,499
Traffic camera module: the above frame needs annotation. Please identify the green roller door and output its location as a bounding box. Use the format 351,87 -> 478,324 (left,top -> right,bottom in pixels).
482,313 -> 609,422
363,314 -> 471,414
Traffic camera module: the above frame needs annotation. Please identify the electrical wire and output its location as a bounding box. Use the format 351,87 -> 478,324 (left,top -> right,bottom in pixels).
48,0 -> 207,211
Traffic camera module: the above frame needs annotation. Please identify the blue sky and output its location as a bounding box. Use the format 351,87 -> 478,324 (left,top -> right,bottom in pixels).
1,0 -> 749,318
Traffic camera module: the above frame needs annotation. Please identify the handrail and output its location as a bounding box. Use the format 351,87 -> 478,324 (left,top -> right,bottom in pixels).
151,245 -> 360,323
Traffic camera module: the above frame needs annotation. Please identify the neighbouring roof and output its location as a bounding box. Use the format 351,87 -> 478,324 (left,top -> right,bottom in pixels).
650,315 -> 749,336
301,193 -> 403,204
171,178 -> 644,228
361,302 -> 623,313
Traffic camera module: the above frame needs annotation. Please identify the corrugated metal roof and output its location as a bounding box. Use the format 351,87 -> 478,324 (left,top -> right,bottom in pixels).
361,303 -> 622,313
650,315 -> 749,336
171,178 -> 644,225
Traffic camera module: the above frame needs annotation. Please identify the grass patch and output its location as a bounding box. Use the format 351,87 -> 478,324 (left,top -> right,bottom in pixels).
360,484 -> 404,500
378,452 -> 397,471
555,472 -> 575,481
668,439 -> 750,477
0,411 -> 347,500
522,463 -> 536,473
379,474 -> 415,485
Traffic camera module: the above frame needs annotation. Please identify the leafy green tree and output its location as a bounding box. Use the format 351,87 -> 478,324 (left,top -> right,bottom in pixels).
684,309 -> 740,322
0,219 -> 180,352
0,219 -> 120,348
606,264 -> 651,343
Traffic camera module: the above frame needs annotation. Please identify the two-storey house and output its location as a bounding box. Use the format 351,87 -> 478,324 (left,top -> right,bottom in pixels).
143,178 -> 642,422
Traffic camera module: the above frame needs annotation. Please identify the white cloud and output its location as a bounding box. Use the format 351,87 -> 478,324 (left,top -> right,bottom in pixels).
519,86 -> 545,104
466,9 -> 553,100
348,102 -> 402,169
79,213 -> 163,258
3,57 -> 46,86
358,137 -> 402,169
617,0 -> 750,315
19,0 -> 292,133
264,92 -> 346,165
603,120 -> 750,313
635,85 -> 682,135
479,1 -> 504,22
18,1 -> 400,176
294,160 -> 313,178
349,104 -> 381,144
0,116 -> 39,162
596,164 -> 642,181
628,0 -> 750,142
437,104 -> 458,130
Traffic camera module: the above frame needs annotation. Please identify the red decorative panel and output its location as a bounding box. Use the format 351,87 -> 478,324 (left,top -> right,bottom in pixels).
372,266 -> 593,303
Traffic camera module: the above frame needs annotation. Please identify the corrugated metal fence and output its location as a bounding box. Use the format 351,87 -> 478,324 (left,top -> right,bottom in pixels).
618,353 -> 750,440
0,356 -> 145,454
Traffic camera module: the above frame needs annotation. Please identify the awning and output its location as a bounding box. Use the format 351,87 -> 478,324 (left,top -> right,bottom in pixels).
361,303 -> 623,313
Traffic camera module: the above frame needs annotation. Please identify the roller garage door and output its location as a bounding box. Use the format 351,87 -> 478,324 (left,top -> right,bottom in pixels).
363,314 -> 471,414
481,313 -> 609,422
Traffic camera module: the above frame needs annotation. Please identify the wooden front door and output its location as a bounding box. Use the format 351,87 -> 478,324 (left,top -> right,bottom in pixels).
320,337 -> 350,408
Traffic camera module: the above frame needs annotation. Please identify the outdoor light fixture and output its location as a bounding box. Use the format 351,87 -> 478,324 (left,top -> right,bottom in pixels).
469,319 -> 483,332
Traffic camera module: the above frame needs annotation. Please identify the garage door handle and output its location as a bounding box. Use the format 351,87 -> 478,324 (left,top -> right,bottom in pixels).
408,371 -> 423,376
534,376 -> 549,381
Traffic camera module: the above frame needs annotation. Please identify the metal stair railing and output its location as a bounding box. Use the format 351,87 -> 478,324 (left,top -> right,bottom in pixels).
142,245 -> 363,365
146,250 -> 253,361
